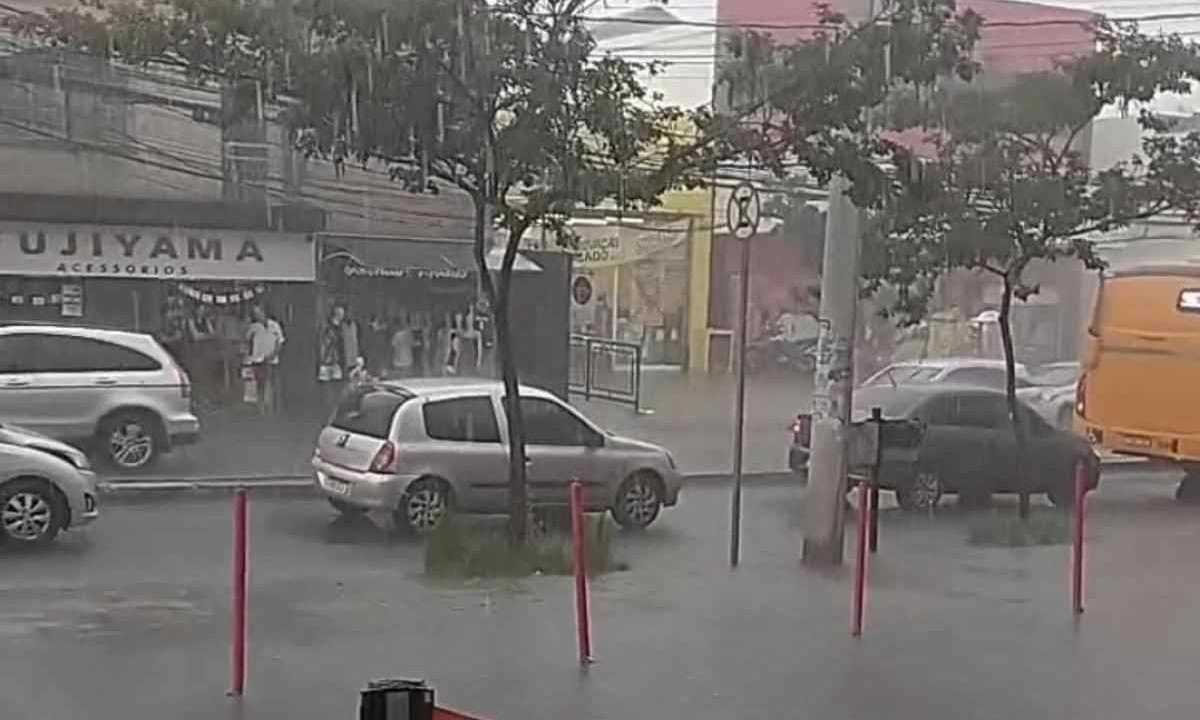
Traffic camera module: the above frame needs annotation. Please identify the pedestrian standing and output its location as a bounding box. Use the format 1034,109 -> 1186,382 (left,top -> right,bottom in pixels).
390,318 -> 415,378
444,330 -> 461,376
245,305 -> 285,414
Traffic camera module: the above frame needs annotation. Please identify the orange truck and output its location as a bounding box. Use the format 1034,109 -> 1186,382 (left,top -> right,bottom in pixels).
1075,264 -> 1200,502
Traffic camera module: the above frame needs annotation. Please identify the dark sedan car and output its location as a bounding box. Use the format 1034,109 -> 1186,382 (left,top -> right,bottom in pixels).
790,384 -> 1100,510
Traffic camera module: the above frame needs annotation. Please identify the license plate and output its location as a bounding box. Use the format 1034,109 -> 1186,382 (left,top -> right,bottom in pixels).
323,477 -> 350,496
1123,435 -> 1151,448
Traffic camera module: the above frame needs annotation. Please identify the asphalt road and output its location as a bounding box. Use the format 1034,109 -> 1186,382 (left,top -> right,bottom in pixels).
2,465 -> 1198,720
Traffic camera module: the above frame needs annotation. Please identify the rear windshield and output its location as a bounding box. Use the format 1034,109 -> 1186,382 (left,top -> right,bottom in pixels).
864,365 -> 941,386
330,386 -> 413,439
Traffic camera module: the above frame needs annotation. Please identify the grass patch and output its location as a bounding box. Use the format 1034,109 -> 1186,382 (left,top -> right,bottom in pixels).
967,509 -> 1071,547
424,513 -> 625,579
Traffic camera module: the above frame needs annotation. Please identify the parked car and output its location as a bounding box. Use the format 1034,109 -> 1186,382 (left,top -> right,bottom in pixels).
1017,362 -> 1082,429
312,378 -> 682,533
788,384 -> 1099,510
861,357 -> 1032,390
0,422 -> 98,545
0,324 -> 200,471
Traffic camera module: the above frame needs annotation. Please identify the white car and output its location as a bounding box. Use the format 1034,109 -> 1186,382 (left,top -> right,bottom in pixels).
0,324 -> 200,471
0,423 -> 99,545
862,358 -> 1032,390
1017,362 -> 1082,429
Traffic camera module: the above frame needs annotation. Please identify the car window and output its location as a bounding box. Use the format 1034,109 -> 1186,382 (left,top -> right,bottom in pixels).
0,335 -> 37,373
917,396 -> 955,425
519,397 -> 598,446
23,335 -> 161,373
423,396 -> 501,443
330,386 -> 411,439
953,394 -> 1011,429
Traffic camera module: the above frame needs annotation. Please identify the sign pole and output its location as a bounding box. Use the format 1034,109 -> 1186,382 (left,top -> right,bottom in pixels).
727,182 -> 761,568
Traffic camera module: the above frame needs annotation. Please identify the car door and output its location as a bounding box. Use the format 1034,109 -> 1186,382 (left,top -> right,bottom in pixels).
952,392 -> 1018,493
0,334 -> 41,428
516,395 -> 603,506
912,394 -> 974,483
22,334 -> 164,440
418,395 -> 508,513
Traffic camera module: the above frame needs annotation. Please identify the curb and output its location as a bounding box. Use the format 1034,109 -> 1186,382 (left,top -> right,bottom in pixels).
95,456 -> 1150,502
98,470 -> 800,502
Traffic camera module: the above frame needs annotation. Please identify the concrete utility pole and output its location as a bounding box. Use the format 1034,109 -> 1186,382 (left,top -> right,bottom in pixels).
802,0 -> 880,567
802,176 -> 861,567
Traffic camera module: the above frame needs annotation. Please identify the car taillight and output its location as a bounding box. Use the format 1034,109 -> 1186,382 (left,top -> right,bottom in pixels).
1075,373 -> 1087,419
171,361 -> 191,399
369,441 -> 396,473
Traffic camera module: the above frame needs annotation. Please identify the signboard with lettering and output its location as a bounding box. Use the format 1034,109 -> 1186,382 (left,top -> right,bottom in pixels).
0,223 -> 315,281
570,218 -> 693,269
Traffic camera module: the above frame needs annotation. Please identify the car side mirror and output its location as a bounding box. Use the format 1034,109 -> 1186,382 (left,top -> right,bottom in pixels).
585,432 -> 605,448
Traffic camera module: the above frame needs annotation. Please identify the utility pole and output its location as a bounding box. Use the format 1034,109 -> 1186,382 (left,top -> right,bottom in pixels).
801,0 -> 887,568
802,175 -> 861,567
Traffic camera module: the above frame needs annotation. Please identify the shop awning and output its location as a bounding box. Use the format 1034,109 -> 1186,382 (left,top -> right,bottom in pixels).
319,235 -> 542,280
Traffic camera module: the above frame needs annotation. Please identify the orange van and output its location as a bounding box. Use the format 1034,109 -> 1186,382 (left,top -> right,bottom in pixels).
1076,264 -> 1200,501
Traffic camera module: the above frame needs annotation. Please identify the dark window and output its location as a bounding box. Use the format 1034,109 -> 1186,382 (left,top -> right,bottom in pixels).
330,387 -> 411,439
918,396 -> 956,425
0,335 -> 37,373
22,335 -> 161,373
519,397 -> 598,446
953,395 -> 1011,429
423,396 -> 501,443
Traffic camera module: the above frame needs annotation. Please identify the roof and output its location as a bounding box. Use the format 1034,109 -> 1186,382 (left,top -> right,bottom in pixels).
853,382 -> 1012,418
1105,263 -> 1200,280
0,323 -> 153,343
886,357 -> 1028,372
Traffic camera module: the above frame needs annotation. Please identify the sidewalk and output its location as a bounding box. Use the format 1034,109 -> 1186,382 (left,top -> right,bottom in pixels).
102,371 -> 810,483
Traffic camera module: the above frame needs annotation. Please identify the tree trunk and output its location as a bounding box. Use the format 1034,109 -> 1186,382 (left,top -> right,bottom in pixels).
997,277 -> 1030,519
471,194 -> 529,544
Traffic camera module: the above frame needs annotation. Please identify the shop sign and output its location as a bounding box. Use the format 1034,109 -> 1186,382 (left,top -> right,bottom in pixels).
0,223 -> 315,281
342,264 -> 470,281
570,218 -> 692,269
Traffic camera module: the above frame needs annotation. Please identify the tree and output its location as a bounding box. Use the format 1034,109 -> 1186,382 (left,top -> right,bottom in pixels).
13,0 -> 714,543
863,21 -> 1200,517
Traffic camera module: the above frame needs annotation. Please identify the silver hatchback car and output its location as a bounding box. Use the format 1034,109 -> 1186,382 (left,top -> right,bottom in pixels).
0,422 -> 99,545
0,325 -> 200,471
312,379 -> 682,532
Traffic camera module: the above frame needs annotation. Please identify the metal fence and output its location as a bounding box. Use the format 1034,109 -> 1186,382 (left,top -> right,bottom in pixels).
568,334 -> 643,413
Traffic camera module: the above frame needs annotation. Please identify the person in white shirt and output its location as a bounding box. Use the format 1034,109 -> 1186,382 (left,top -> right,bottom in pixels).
245,305 -> 285,413
390,319 -> 414,377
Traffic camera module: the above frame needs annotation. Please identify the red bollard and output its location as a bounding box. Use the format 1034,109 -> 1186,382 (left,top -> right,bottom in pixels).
1072,461 -> 1087,615
852,479 -> 869,637
569,481 -> 593,665
230,488 -> 248,696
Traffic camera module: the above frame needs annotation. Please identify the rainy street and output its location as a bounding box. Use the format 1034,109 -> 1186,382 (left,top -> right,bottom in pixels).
2,464 -> 1198,720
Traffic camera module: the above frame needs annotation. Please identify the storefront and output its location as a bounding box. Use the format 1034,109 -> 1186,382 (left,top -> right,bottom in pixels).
316,233 -> 542,378
0,222 -> 317,410
568,215 -> 694,366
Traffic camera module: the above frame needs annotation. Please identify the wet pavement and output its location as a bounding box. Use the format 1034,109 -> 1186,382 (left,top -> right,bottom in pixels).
3,464 -> 1198,720
103,371 -> 810,482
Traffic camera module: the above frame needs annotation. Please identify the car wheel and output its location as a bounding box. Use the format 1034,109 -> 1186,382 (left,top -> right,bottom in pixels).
396,477 -> 452,534
327,497 -> 365,516
895,469 -> 942,512
0,479 -> 64,546
99,412 -> 161,471
612,472 -> 663,530
1175,471 -> 1200,505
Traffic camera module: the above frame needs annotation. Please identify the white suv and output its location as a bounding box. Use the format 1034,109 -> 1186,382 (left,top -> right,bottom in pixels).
0,324 -> 200,471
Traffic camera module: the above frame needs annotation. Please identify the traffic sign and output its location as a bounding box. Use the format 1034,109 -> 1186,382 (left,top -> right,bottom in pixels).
726,181 -> 761,240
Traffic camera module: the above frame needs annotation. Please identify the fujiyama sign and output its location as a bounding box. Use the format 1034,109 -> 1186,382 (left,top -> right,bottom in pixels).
0,223 -> 314,281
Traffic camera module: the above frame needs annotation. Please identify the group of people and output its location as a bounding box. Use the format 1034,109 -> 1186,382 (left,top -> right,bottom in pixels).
161,297 -> 286,414
318,306 -> 465,396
